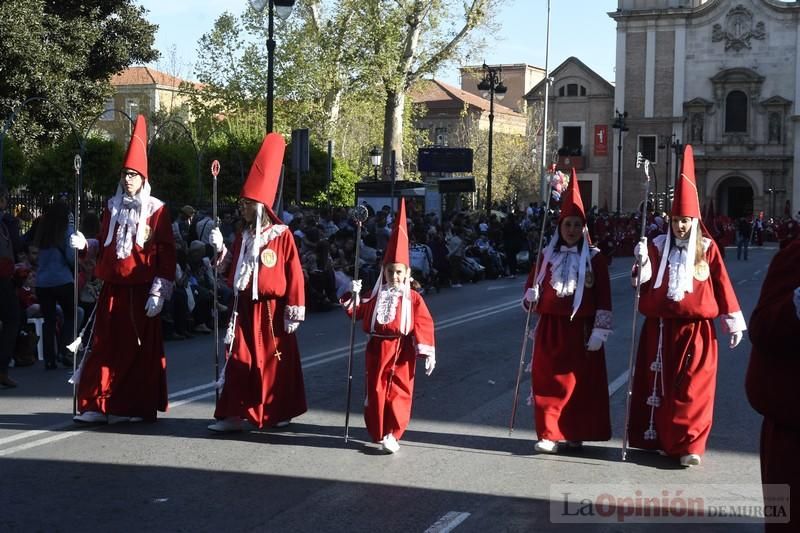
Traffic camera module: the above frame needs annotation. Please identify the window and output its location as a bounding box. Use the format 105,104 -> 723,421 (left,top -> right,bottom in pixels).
100,99 -> 115,121
561,126 -> 582,156
725,90 -> 747,132
560,84 -> 586,97
638,135 -> 657,163
434,127 -> 448,147
126,100 -> 139,135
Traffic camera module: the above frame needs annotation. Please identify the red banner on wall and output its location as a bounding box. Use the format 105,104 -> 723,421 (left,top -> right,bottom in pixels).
594,125 -> 608,156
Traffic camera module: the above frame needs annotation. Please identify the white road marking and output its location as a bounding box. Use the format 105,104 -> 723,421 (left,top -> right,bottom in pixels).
1,269 -> 653,456
424,512 -> 471,533
608,370 -> 629,397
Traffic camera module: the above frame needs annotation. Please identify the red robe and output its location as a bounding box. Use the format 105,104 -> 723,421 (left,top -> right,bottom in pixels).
523,247 -> 612,442
746,240 -> 800,532
77,198 -> 176,421
629,235 -> 743,456
344,287 -> 435,443
214,224 -> 307,428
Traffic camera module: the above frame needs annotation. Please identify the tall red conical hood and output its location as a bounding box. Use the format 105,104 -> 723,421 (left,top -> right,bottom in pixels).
672,144 -> 702,219
559,168 -> 586,221
382,198 -> 409,267
241,133 -> 285,207
122,115 -> 149,179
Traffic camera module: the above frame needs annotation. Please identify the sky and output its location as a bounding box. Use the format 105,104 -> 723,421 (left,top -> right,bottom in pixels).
135,0 -> 619,85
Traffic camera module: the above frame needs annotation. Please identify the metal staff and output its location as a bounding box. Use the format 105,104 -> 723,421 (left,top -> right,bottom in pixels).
72,154 -> 81,415
344,204 -> 369,443
509,163 -> 558,435
211,160 -> 221,402
622,153 -> 652,461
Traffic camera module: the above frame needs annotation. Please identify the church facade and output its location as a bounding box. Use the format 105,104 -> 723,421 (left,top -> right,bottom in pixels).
610,0 -> 800,219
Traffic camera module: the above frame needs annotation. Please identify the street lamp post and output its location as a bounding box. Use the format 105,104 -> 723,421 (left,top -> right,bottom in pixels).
477,63 -> 507,215
369,146 -> 382,181
670,136 -> 683,208
611,109 -> 628,214
248,0 -> 296,133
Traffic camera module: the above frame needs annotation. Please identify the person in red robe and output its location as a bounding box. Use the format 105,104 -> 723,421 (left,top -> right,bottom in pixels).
628,145 -> 746,466
207,133 -> 307,432
70,116 -> 176,423
522,169 -> 613,454
746,239 -> 800,532
343,199 -> 436,453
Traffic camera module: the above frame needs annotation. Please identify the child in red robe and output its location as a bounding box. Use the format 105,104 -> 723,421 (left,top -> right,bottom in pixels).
344,199 -> 436,453
522,169 -> 613,454
628,145 -> 746,467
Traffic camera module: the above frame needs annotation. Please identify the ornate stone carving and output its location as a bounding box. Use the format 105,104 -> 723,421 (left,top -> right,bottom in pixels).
711,5 -> 766,52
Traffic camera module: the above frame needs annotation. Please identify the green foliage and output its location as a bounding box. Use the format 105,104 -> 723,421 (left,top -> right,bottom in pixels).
0,0 -> 158,156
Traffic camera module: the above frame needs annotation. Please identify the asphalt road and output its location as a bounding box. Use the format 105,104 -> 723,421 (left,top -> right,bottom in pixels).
0,244 -> 780,532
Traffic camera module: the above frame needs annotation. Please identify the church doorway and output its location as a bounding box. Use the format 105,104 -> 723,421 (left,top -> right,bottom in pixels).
715,176 -> 753,218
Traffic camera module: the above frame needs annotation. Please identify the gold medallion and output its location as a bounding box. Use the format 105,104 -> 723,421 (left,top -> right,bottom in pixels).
142,224 -> 152,243
694,261 -> 710,281
261,248 -> 277,268
584,271 -> 595,288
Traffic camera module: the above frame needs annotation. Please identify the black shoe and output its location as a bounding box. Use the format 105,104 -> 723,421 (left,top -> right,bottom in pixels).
45,361 -> 58,370
58,355 -> 74,368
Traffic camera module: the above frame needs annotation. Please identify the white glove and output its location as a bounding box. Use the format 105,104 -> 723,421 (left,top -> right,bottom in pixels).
350,279 -> 362,294
70,231 -> 87,250
209,227 -> 224,253
524,285 -> 539,304
633,237 -> 648,264
586,329 -> 606,351
794,287 -> 800,320
729,330 -> 743,349
284,319 -> 300,334
424,355 -> 436,376
145,295 -> 163,318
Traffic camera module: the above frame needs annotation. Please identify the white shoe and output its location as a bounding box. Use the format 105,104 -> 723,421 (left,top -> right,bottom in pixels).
274,419 -> 291,428
208,417 -> 243,433
680,454 -> 702,466
534,439 -> 558,454
107,415 -> 131,424
380,434 -> 400,454
73,411 -> 108,424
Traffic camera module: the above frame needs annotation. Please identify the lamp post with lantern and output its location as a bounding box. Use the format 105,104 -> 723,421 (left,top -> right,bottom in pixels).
248,0 -> 296,133
477,63 -> 507,215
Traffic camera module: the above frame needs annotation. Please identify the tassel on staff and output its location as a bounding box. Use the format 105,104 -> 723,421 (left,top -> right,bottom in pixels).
621,152 -> 653,461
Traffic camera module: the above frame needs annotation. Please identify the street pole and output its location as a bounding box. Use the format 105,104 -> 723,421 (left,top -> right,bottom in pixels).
612,110 -> 628,214
478,64 -> 507,215
487,87 -> 494,215
266,0 -> 275,133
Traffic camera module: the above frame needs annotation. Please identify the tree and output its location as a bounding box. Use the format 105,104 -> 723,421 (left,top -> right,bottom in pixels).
355,0 -> 503,178
0,0 -> 158,156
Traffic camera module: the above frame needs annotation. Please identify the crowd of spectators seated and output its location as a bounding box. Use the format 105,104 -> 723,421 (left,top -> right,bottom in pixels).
4,188 -> 800,371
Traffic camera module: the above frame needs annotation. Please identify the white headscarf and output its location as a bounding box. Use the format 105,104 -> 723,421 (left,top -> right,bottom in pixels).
104,180 -> 151,259
653,218 -> 698,301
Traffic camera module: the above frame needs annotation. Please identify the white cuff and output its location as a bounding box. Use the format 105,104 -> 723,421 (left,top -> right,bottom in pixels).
150,276 -> 174,300
285,305 -> 305,321
416,343 -> 435,357
594,309 -> 613,330
721,310 -> 747,333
